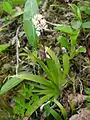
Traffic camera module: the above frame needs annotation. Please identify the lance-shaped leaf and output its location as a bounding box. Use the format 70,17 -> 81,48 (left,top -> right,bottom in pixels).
55,25 -> 73,35
23,0 -> 38,49
0,44 -> 9,52
0,77 -> 23,95
3,1 -> 13,14
29,94 -> 53,116
54,99 -> 67,120
82,21 -> 90,28
70,4 -> 82,22
57,36 -> 69,49
50,108 -> 62,120
63,54 -> 69,76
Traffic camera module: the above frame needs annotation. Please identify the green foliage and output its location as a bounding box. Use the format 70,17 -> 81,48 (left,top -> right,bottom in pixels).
0,48 -> 69,117
63,54 -> 69,76
54,99 -> 67,120
80,6 -> 90,14
3,1 -> 13,14
70,4 -> 82,22
0,44 -> 9,52
44,104 -> 62,120
70,30 -> 80,58
56,4 -> 88,59
56,24 -> 85,59
23,0 -> 39,49
13,84 -> 39,118
85,88 -> 90,110
0,77 -> 23,95
68,101 -> 75,114
70,4 -> 90,30
0,0 -> 24,15
86,88 -> 90,95
10,0 -> 24,6
76,46 -> 86,54
0,1 -> 89,119
50,108 -> 62,120
71,20 -> 82,30
57,36 -> 69,49
82,21 -> 90,28
0,4 -> 3,15
56,25 -> 73,35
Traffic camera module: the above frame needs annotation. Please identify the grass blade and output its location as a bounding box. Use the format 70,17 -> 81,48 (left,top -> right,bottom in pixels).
54,99 -> 67,120
50,108 -> 62,120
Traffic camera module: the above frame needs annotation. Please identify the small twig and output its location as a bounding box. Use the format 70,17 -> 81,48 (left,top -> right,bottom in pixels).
44,28 -> 55,32
0,18 -> 16,30
79,79 -> 83,94
46,20 -> 60,27
85,33 -> 90,40
73,77 -> 76,94
13,26 -> 21,75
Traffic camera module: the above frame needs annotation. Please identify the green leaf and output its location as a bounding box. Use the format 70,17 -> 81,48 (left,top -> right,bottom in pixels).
57,36 -> 69,49
85,88 -> 90,95
47,47 -> 61,71
33,88 -> 58,97
80,6 -> 90,14
55,25 -> 73,34
11,0 -> 24,5
24,20 -> 38,48
14,73 -> 53,87
23,0 -> 38,49
3,1 -> 13,14
63,54 -> 69,76
0,77 -> 23,95
0,4 -> 3,15
46,58 -> 59,85
54,99 -> 67,120
44,104 -> 51,117
0,72 -> 54,96
29,94 -> 53,116
76,46 -> 86,53
50,108 -> 62,120
71,20 -> 82,30
35,58 -> 53,81
0,44 -> 9,52
87,96 -> 90,102
68,101 -> 75,114
82,21 -> 90,28
47,47 -> 65,87
12,11 -> 23,18
70,30 -> 80,58
70,4 -> 82,22
24,0 -> 38,20
70,30 -> 80,47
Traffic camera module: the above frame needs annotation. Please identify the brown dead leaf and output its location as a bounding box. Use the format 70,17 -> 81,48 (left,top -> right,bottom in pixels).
69,108 -> 90,120
68,94 -> 87,106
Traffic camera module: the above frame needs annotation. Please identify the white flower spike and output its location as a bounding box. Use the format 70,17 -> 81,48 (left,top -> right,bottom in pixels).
32,13 -> 48,36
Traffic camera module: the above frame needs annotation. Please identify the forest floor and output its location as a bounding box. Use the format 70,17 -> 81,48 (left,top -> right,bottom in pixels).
0,0 -> 90,120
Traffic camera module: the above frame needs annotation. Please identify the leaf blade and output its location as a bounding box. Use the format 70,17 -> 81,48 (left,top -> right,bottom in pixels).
55,25 -> 73,34
23,0 -> 38,49
63,54 -> 69,76
0,77 -> 23,95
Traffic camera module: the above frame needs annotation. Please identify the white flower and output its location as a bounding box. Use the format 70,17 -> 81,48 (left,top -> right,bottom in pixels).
36,30 -> 40,37
32,13 -> 48,36
61,47 -> 67,53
